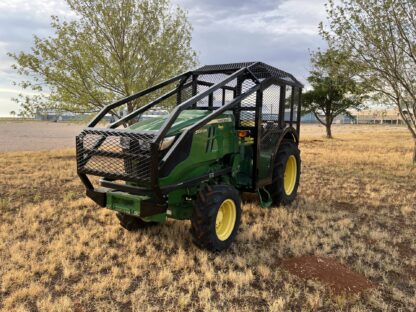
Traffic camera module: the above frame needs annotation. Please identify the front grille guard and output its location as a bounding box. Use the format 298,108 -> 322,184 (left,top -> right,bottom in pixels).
76,128 -> 156,183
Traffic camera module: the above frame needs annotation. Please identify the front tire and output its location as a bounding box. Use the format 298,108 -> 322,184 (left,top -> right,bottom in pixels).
267,141 -> 301,206
191,185 -> 241,251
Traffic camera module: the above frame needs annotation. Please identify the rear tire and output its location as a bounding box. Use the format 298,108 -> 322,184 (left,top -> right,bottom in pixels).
116,212 -> 158,231
191,184 -> 241,251
267,141 -> 301,206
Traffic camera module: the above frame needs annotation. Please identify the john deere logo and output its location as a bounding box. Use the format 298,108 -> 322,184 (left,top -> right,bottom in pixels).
195,129 -> 208,134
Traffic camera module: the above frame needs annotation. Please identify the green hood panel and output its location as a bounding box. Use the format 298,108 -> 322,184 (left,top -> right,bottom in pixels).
129,110 -> 230,136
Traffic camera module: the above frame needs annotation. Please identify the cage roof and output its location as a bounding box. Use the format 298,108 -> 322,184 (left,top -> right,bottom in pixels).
195,62 -> 303,88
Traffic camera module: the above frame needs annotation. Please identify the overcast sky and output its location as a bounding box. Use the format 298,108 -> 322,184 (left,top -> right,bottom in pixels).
0,0 -> 327,116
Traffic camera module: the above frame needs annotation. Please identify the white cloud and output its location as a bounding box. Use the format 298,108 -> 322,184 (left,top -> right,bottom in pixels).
0,0 -> 73,18
184,0 -> 326,37
0,0 -> 327,116
175,0 -> 327,84
0,0 -> 74,116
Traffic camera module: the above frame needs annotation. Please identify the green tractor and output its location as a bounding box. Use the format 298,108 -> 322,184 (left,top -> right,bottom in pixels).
76,62 -> 303,251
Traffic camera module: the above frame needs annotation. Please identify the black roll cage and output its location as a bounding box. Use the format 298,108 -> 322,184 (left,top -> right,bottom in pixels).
77,62 -> 303,202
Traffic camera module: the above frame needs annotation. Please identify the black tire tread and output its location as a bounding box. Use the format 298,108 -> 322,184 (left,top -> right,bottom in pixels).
267,141 -> 301,206
191,184 -> 241,251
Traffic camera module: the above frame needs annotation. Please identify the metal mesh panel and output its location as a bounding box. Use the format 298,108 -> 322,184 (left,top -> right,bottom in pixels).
284,85 -> 293,122
180,83 -> 194,104
192,74 -> 238,109
198,74 -> 238,88
260,123 -> 281,149
241,80 -> 257,107
239,110 -> 256,127
262,84 -> 281,121
239,79 -> 257,127
196,84 -> 209,107
292,87 -> 300,130
196,62 -> 303,87
76,129 -> 155,182
260,84 -> 281,149
224,89 -> 234,105
197,63 -> 254,74
212,89 -> 223,107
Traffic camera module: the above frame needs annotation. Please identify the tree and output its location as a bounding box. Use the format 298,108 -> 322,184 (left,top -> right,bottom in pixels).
9,111 -> 16,118
303,48 -> 364,138
321,0 -> 416,163
9,0 -> 197,117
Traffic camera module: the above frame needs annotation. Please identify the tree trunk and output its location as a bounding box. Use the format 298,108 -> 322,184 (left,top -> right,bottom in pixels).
325,114 -> 333,139
326,124 -> 332,138
127,102 -> 136,126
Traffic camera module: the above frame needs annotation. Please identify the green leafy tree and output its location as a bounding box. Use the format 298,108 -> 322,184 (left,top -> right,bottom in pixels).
321,0 -> 416,163
9,0 -> 198,117
9,111 -> 16,118
303,48 -> 364,138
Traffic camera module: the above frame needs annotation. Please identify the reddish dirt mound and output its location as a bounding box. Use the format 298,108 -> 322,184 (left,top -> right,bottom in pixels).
281,256 -> 375,295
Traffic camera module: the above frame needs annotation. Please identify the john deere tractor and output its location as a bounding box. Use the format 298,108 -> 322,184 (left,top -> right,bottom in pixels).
76,62 -> 303,251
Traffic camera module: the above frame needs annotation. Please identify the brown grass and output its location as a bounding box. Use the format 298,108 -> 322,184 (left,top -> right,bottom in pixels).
0,124 -> 415,311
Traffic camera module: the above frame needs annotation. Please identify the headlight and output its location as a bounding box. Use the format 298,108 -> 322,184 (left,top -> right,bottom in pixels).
159,136 -> 175,150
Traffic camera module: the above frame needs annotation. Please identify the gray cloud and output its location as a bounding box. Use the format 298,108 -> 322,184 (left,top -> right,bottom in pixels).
0,0 -> 327,116
191,27 -> 323,83
176,0 -> 284,20
179,0 -> 279,10
0,15 -> 48,44
0,0 -> 74,116
173,0 -> 327,84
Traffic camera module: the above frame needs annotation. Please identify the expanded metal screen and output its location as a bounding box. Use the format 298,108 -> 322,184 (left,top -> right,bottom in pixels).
193,74 -> 238,109
179,76 -> 194,104
198,74 -> 238,88
262,84 -> 281,121
260,84 -> 282,149
76,129 -> 156,182
260,123 -> 280,149
292,87 -> 301,130
238,79 -> 257,127
196,84 -> 210,107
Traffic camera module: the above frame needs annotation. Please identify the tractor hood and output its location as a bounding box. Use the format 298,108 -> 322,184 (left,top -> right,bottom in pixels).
129,110 -> 229,136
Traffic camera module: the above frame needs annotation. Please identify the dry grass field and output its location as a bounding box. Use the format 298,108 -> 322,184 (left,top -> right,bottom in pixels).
0,124 -> 415,311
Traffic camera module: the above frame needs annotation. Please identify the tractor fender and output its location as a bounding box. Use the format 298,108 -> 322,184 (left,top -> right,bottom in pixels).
272,126 -> 299,161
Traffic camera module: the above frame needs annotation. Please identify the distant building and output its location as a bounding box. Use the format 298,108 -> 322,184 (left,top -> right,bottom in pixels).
35,109 -> 86,122
301,112 -> 318,123
351,108 -> 406,125
300,107 -> 410,125
300,112 -> 355,124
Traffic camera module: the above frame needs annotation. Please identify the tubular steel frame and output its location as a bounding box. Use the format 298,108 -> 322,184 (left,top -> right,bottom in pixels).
76,62 -> 303,203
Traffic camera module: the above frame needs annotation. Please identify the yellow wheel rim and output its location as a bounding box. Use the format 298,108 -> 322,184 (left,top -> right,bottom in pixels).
284,155 -> 297,195
215,199 -> 237,241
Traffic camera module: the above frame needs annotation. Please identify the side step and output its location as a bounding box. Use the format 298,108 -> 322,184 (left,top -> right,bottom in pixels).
257,187 -> 272,208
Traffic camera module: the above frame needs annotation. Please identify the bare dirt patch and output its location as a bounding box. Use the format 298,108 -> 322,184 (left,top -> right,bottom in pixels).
281,256 -> 376,295
0,121 -> 83,152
